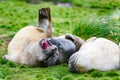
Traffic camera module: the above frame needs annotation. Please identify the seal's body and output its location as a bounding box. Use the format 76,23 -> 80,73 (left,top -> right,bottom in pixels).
3,7 -> 52,67
69,37 -> 120,73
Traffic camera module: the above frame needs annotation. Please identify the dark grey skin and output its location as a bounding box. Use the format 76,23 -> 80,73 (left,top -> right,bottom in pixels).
39,34 -> 84,67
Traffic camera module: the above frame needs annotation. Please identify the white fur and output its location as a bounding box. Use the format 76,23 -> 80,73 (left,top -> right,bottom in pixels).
69,37 -> 120,72
40,19 -> 49,32
3,26 -> 49,66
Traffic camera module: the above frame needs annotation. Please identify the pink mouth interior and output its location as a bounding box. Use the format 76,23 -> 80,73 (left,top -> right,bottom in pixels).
41,40 -> 50,49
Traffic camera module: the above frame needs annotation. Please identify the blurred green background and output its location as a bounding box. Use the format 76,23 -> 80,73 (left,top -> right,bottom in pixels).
0,0 -> 120,80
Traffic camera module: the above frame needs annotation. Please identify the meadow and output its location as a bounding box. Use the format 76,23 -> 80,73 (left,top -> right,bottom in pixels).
0,0 -> 120,80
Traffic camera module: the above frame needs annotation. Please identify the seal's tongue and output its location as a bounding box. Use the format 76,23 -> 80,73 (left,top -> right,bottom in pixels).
42,39 -> 50,49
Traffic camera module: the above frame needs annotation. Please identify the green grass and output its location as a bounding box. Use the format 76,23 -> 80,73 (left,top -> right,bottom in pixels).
71,0 -> 120,9
0,0 -> 120,80
72,11 -> 120,43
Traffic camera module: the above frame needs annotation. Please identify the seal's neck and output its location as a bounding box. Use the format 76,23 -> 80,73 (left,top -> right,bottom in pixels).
38,18 -> 52,38
38,19 -> 49,31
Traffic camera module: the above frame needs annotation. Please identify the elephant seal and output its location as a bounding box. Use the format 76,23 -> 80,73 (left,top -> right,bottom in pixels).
39,34 -> 84,67
69,37 -> 120,73
2,7 -> 53,67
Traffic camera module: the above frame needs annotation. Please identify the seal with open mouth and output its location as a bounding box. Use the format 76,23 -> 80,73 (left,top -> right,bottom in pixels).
2,7 -> 53,67
39,34 -> 84,67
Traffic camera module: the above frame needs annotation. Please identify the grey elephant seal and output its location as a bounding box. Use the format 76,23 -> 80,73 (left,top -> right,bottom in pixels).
39,34 -> 84,67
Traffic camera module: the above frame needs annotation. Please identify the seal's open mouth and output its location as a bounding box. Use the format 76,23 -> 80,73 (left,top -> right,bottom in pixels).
40,39 -> 51,49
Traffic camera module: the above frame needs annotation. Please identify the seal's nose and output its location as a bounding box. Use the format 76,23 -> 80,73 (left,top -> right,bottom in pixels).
69,56 -> 78,73
69,63 -> 78,73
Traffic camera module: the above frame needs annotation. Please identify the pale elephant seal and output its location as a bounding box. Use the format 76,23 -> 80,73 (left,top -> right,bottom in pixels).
69,37 -> 120,73
2,7 -> 53,67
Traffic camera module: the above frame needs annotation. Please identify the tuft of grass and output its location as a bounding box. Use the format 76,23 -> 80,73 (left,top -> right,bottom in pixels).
91,70 -> 103,77
0,40 -> 4,46
0,68 -> 5,79
73,9 -> 120,43
103,70 -> 119,77
71,0 -> 120,9
77,77 -> 86,80
6,61 -> 18,68
61,75 -> 75,80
